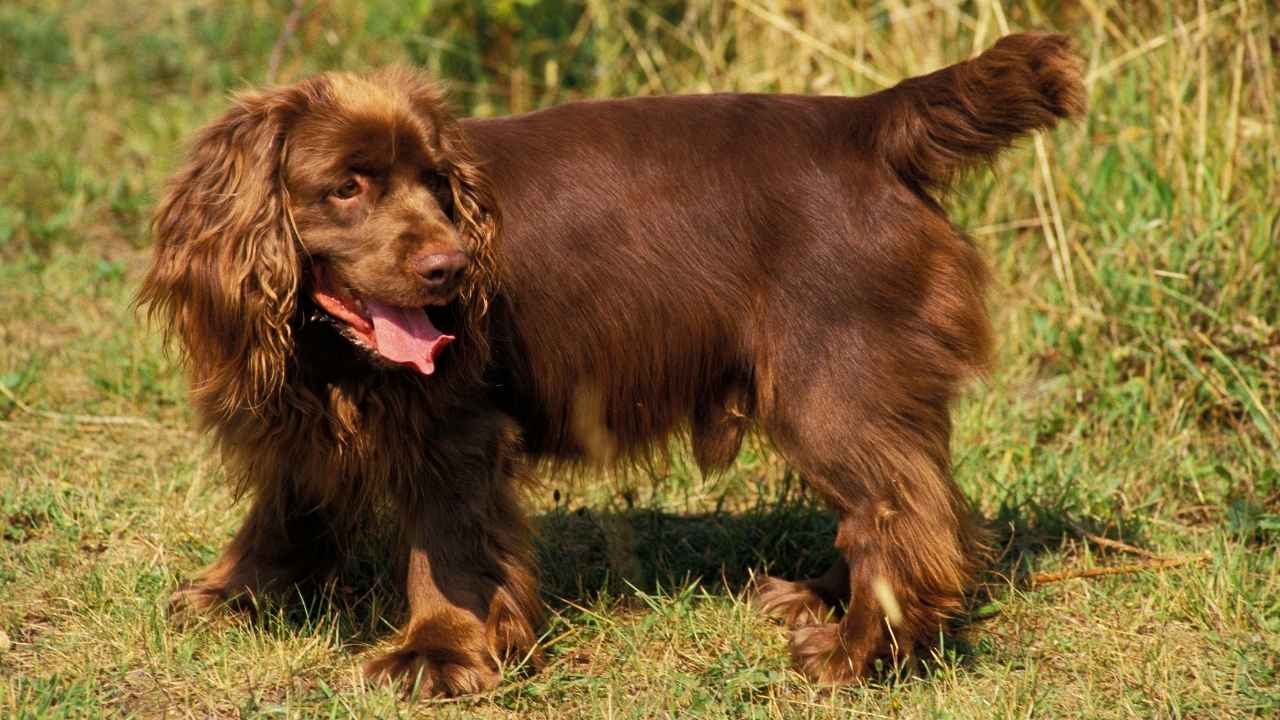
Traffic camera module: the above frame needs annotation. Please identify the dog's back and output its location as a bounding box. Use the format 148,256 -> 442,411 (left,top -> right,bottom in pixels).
467,33 -> 1084,476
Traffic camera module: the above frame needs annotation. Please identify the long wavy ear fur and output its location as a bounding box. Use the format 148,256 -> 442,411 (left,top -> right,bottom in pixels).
137,83 -> 320,422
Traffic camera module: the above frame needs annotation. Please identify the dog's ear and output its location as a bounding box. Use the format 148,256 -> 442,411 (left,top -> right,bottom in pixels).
438,111 -> 500,327
138,81 -> 321,420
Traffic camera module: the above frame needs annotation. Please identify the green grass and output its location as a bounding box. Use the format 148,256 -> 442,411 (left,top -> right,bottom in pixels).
2,0 -> 1278,717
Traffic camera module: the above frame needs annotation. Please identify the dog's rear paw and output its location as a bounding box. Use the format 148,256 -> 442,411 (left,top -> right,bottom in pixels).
752,575 -> 838,627
365,646 -> 500,697
788,622 -> 877,685
789,623 -> 862,684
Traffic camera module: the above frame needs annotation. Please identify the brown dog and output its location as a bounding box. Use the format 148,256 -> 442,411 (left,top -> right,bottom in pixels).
139,33 -> 1084,695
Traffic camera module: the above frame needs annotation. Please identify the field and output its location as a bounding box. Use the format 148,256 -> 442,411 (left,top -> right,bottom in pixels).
1,1 -> 1278,717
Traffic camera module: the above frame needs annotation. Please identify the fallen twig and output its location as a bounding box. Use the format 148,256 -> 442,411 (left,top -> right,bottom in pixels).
1031,553 -> 1210,586
1071,524 -> 1163,560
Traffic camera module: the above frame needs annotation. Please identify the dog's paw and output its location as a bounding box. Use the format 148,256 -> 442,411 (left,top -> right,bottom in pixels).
167,585 -> 236,631
364,646 -> 501,698
752,575 -> 838,627
788,622 -> 879,685
168,581 -> 233,617
167,579 -> 262,628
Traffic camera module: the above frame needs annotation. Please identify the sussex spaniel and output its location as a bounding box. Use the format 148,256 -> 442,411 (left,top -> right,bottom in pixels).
139,34 -> 1084,695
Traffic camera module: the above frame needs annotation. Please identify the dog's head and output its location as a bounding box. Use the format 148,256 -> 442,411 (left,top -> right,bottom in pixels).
138,67 -> 497,416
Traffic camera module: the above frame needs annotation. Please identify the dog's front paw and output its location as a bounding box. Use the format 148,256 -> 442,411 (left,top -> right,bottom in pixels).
168,579 -> 265,629
364,645 -> 500,697
168,580 -> 238,617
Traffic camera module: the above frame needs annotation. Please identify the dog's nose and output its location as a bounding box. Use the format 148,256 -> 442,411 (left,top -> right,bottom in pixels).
414,251 -> 468,291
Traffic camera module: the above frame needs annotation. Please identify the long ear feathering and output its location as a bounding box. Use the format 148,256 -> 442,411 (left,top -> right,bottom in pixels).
386,66 -> 501,375
442,120 -> 502,371
136,81 -> 323,422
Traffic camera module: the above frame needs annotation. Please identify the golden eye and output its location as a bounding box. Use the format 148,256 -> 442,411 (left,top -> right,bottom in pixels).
333,178 -> 361,199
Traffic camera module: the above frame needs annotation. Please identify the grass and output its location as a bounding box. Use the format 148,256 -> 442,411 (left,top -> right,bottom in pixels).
1,0 -> 1278,716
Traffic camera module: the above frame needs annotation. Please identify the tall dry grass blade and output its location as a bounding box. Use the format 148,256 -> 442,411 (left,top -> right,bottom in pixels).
615,9 -> 667,93
1193,329 -> 1280,451
1035,133 -> 1078,307
731,0 -> 894,88
1085,2 -> 1239,84
1195,0 -> 1210,206
990,0 -> 1077,307
264,0 -> 308,85
1219,12 -> 1246,201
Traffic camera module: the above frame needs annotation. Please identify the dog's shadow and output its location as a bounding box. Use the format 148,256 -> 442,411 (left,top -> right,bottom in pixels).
533,500 -> 837,606
532,492 -> 1152,604
288,498 -> 840,645
255,488 -> 1151,678
526,497 -> 1152,676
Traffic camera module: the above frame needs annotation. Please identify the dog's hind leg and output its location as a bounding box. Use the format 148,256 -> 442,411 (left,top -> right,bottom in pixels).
753,223 -> 992,680
762,357 -> 985,682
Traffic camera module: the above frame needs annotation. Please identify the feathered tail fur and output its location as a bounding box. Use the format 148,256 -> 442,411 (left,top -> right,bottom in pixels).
873,32 -> 1086,193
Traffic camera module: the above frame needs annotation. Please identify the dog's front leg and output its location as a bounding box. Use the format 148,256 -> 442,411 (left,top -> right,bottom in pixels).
170,481 -> 343,616
365,448 -> 541,697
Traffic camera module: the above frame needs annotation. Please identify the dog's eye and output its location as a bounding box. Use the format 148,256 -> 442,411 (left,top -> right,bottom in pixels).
422,171 -> 446,194
333,178 -> 361,200
425,172 -> 454,217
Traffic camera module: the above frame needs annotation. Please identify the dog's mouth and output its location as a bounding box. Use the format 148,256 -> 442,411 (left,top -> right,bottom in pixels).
309,263 -> 454,375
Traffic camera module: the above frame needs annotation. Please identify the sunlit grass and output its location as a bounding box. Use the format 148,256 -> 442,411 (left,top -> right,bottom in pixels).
1,1 -> 1277,717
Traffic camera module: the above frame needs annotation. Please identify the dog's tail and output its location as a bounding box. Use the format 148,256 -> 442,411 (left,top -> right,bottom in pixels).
870,33 -> 1085,193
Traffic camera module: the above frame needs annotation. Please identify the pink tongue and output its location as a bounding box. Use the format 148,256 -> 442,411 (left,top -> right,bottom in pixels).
366,300 -> 455,375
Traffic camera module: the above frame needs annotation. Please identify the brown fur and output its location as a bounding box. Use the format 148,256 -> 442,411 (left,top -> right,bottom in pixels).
138,34 -> 1085,694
